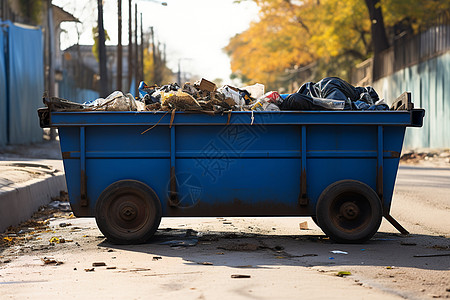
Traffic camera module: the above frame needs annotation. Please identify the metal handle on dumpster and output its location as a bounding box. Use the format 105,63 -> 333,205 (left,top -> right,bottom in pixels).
168,125 -> 179,207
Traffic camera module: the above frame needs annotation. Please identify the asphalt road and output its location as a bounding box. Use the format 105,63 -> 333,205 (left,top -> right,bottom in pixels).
0,164 -> 449,299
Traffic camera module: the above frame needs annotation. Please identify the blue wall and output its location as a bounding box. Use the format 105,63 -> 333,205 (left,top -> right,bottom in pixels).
0,21 -> 44,146
0,24 -> 7,147
58,70 -> 99,104
374,52 -> 450,149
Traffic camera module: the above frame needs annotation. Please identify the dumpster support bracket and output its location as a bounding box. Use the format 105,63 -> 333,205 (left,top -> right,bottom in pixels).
298,125 -> 308,206
377,125 -> 409,235
384,213 -> 409,235
80,127 -> 88,207
169,125 -> 179,207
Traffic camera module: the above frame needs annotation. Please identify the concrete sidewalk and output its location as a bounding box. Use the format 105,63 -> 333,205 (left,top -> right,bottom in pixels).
0,140 -> 66,232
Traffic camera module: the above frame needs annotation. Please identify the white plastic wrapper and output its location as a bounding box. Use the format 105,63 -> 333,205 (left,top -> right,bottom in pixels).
218,85 -> 244,107
258,91 -> 283,105
242,83 -> 265,99
84,91 -> 146,111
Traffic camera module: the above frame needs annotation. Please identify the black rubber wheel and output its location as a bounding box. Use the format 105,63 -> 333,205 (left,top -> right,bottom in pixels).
311,216 -> 319,227
316,180 -> 382,244
95,180 -> 162,244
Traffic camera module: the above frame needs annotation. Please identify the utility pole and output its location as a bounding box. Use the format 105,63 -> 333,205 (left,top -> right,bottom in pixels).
117,0 -> 122,91
150,26 -> 157,85
127,0 -> 133,92
47,0 -> 55,97
98,0 -> 108,97
177,59 -> 181,86
47,0 -> 57,141
134,3 -> 139,96
140,13 -> 144,83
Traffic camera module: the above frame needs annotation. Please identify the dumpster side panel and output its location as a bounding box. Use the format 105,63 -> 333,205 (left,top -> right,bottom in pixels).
167,158 -> 303,216
55,111 -> 413,218
167,124 -> 306,216
306,125 -> 378,207
60,125 -> 173,216
86,158 -> 170,214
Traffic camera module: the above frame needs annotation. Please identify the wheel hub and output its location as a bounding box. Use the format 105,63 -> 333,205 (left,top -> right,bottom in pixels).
340,202 -> 360,220
119,203 -> 138,221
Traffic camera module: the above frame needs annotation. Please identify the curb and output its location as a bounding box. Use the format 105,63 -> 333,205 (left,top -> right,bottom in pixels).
0,173 -> 66,232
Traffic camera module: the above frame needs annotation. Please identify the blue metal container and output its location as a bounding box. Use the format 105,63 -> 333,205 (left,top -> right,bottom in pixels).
41,104 -> 424,244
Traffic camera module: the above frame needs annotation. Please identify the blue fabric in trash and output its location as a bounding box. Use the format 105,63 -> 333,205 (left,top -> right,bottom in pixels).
280,77 -> 384,111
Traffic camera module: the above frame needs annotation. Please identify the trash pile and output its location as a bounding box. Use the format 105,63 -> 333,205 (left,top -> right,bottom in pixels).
44,77 -> 390,113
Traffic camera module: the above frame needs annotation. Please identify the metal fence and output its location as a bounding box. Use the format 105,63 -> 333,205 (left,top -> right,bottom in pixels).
0,21 -> 44,146
373,12 -> 450,80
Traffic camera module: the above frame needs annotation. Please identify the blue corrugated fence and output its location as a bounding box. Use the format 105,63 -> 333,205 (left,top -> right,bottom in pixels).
0,21 -> 44,146
374,52 -> 450,149
0,23 -> 7,147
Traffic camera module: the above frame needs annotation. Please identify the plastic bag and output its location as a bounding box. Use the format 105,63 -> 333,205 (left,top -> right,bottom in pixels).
259,91 -> 283,106
251,99 -> 280,111
242,83 -> 265,99
84,91 -> 145,111
218,85 -> 244,107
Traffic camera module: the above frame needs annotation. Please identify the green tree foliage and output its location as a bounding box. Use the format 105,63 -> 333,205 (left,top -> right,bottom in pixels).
226,0 -> 449,89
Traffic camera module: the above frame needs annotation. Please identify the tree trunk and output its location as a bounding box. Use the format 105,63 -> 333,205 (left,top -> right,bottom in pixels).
117,0 -> 122,92
364,0 -> 389,55
127,0 -> 133,92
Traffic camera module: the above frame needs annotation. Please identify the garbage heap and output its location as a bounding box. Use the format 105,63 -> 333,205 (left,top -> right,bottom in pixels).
47,77 -> 391,112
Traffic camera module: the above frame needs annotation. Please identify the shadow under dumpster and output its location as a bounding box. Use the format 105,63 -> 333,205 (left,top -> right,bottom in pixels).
97,218 -> 450,272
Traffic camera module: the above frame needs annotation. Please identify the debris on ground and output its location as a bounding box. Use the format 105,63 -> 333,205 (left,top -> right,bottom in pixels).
413,253 -> 450,258
299,221 -> 309,230
49,237 -> 65,244
0,192 -> 73,249
92,262 -> 107,267
330,250 -> 348,255
41,257 -> 63,265
336,271 -> 352,277
218,242 -> 261,251
231,274 -> 251,278
400,150 -> 450,165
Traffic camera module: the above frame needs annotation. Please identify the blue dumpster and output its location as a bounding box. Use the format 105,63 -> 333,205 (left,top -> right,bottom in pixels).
39,94 -> 424,244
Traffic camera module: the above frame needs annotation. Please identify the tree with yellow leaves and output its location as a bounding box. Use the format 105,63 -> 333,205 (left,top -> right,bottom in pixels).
226,0 -> 449,90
